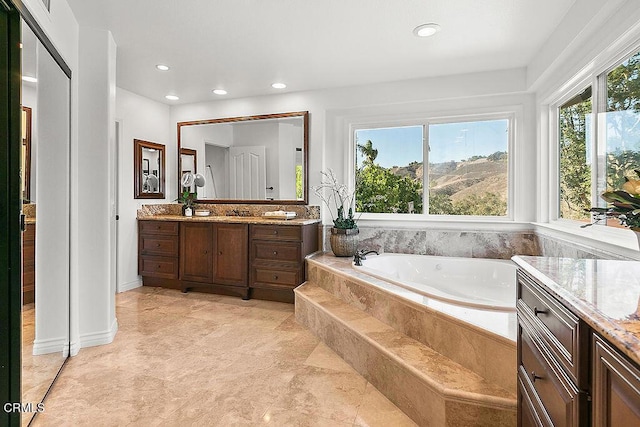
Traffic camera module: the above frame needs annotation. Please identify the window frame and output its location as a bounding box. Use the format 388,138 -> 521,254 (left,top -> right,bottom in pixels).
349,111 -> 516,222
542,38 -> 640,252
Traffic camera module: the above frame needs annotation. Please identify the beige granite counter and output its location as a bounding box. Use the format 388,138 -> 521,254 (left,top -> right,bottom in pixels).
138,214 -> 321,226
513,255 -> 640,366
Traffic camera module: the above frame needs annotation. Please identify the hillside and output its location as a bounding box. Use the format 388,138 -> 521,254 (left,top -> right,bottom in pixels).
390,157 -> 508,202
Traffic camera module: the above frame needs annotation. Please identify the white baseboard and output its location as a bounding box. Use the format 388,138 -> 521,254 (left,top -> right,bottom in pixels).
118,278 -> 142,293
79,317 -> 118,349
32,336 -> 68,356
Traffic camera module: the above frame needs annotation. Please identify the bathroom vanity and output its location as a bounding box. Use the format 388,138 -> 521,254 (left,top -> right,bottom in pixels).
138,215 -> 320,302
513,256 -> 640,427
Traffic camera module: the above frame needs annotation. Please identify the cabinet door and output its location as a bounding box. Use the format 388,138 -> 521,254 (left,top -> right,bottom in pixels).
593,334 -> 640,426
180,223 -> 213,283
213,223 -> 248,287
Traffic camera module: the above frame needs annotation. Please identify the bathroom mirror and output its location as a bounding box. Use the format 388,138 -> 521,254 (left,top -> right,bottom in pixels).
21,16 -> 71,426
177,111 -> 309,203
134,139 -> 165,199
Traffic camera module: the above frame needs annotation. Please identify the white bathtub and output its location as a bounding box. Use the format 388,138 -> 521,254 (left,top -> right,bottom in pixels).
353,253 -> 517,311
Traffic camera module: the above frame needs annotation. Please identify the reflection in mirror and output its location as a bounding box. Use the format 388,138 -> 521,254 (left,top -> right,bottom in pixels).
21,106 -> 32,202
134,139 -> 165,199
180,148 -> 197,194
21,17 -> 71,426
177,111 -> 308,204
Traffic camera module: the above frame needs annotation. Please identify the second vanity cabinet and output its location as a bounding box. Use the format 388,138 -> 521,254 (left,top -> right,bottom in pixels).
515,262 -> 640,427
139,218 -> 319,301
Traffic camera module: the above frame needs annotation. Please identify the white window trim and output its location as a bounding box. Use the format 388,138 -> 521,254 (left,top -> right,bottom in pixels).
349,110 -> 517,223
542,34 -> 640,253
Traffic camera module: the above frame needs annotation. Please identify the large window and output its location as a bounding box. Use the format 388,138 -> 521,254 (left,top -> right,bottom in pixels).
354,117 -> 511,216
557,49 -> 640,226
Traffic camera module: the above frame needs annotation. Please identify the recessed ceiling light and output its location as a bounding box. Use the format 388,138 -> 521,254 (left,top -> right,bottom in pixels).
271,82 -> 287,89
165,95 -> 179,101
212,89 -> 227,95
156,64 -> 170,71
22,76 -> 37,83
413,23 -> 441,37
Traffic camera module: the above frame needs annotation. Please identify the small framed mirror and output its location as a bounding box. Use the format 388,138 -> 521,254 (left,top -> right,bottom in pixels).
134,139 -> 165,199
179,148 -> 197,193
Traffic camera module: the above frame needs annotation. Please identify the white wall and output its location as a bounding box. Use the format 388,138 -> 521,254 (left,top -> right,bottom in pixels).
116,88 -> 172,292
77,26 -> 117,348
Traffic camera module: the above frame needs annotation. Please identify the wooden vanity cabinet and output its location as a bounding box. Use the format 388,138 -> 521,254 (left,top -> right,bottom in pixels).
213,223 -> 248,287
138,221 -> 179,281
139,219 -> 318,302
592,334 -> 640,426
517,269 -> 640,426
516,270 -> 590,426
249,223 -> 318,298
22,223 -> 35,304
179,222 -> 213,283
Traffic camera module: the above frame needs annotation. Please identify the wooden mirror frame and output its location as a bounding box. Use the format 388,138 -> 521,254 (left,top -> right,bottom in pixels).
134,139 -> 165,199
177,111 -> 309,204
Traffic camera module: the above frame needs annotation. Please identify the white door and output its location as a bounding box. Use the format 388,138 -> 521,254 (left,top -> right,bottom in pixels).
229,146 -> 266,199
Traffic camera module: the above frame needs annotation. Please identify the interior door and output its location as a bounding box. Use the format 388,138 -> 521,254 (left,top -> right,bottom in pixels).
229,145 -> 266,199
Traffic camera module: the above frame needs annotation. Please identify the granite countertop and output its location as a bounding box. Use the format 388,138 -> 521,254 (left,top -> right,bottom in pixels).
513,255 -> 640,366
138,214 -> 321,226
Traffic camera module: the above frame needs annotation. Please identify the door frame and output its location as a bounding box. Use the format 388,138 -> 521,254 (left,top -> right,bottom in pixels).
0,1 -> 22,425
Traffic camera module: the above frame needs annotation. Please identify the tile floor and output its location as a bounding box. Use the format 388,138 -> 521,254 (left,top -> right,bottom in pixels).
30,287 -> 416,426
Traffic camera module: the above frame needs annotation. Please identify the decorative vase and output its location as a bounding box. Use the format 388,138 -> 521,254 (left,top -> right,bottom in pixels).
184,207 -> 193,217
330,227 -> 359,257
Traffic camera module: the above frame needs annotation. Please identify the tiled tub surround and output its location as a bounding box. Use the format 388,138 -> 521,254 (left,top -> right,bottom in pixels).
295,254 -> 517,426
321,225 -> 636,261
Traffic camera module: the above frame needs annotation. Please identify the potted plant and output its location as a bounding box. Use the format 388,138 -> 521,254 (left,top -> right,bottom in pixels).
178,190 -> 195,216
588,170 -> 640,242
313,169 -> 359,256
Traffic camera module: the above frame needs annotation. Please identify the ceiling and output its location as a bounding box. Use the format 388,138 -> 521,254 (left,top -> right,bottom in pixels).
66,0 -> 576,105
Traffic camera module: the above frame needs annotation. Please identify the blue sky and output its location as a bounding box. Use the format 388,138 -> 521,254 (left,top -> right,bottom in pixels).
355,119 -> 509,167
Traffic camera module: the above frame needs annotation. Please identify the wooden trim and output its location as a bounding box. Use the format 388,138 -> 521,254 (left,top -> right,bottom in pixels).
21,105 -> 30,201
177,111 -> 309,204
134,138 -> 165,199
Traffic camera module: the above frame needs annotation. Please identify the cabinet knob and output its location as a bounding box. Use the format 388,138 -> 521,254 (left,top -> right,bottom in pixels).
273,275 -> 278,280
530,371 -> 543,382
156,243 -> 161,247
219,251 -> 223,255
273,230 -> 278,235
204,250 -> 208,254
533,306 -> 548,316
273,251 -> 278,256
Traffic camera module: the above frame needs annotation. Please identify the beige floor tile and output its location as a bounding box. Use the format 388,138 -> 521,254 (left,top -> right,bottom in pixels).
28,287 -> 415,426
354,383 -> 418,427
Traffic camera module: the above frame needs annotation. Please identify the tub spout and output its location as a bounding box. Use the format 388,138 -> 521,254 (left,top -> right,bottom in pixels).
354,249 -> 379,266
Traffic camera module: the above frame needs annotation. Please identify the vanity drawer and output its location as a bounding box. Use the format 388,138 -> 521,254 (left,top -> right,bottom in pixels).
250,224 -> 301,241
518,271 -> 583,384
252,266 -> 301,288
139,220 -> 179,236
139,255 -> 178,279
518,319 -> 584,427
251,241 -> 300,262
140,234 -> 179,257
